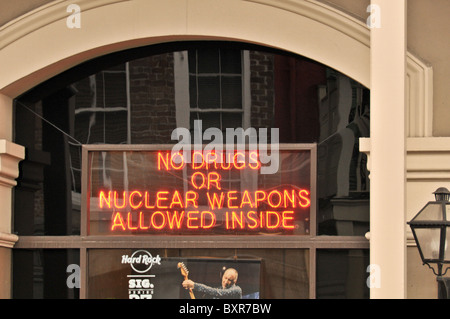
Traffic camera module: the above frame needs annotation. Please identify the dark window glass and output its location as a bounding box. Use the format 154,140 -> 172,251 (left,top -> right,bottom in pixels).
316,249 -> 369,299
197,76 -> 221,108
222,76 -> 242,109
196,48 -> 220,73
12,249 -> 80,299
221,49 -> 242,74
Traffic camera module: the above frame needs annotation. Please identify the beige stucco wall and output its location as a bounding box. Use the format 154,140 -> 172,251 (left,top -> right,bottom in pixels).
0,248 -> 11,298
407,246 -> 437,298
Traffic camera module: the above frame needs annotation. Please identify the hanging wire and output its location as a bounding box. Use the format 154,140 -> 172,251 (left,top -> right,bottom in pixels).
15,99 -> 83,146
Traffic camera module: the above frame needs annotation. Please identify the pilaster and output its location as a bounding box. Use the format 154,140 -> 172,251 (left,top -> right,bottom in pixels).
369,0 -> 407,299
0,94 -> 25,298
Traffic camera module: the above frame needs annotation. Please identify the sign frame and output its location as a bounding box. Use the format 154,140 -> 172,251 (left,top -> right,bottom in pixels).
81,143 -> 317,239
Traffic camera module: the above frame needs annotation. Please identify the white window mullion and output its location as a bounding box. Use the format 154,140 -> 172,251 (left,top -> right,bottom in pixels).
242,50 -> 251,130
173,51 -> 190,129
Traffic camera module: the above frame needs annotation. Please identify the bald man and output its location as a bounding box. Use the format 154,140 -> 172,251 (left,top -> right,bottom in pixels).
182,268 -> 242,299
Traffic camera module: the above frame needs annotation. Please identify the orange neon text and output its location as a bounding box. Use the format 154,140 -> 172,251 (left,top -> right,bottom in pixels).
225,211 -> 295,230
110,210 -> 297,231
99,190 -> 199,210
157,150 -> 261,171
111,211 -> 215,231
99,189 -> 310,210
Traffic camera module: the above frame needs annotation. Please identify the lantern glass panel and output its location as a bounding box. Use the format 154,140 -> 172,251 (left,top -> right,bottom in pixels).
446,203 -> 450,221
414,227 -> 441,260
445,227 -> 450,261
414,203 -> 444,222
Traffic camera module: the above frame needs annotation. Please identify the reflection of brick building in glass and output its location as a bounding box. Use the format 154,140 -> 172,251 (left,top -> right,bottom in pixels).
12,44 -> 370,299
68,46 -> 369,238
13,43 -> 369,239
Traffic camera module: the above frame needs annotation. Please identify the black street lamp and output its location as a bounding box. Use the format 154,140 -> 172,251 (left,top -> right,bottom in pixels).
408,187 -> 450,299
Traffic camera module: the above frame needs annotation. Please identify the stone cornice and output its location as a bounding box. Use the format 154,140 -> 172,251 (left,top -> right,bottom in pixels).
0,140 -> 25,187
360,137 -> 450,247
0,231 -> 19,248
360,137 -> 450,181
0,0 -> 130,51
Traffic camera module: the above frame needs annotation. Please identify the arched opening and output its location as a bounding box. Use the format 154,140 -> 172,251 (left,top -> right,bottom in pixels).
12,40 -> 370,299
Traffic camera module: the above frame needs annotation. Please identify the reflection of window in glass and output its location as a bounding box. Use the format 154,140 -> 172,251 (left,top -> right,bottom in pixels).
174,49 -> 250,132
189,48 -> 245,131
71,63 -> 131,194
174,49 -> 251,206
73,63 -> 130,144
316,70 -> 370,236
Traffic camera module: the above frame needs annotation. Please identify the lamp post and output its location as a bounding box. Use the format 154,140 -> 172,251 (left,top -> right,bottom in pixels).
408,187 -> 450,299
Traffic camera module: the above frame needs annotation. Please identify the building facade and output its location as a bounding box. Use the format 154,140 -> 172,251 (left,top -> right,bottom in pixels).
0,0 -> 449,299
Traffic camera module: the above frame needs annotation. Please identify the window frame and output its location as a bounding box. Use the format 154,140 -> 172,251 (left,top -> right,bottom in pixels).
15,143 -> 369,299
12,43 -> 370,299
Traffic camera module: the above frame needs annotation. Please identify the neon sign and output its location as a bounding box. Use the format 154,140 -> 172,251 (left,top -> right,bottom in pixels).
87,148 -> 313,235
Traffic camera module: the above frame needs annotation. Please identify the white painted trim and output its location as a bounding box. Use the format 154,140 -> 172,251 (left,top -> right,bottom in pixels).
174,51 -> 190,129
406,53 -> 433,137
369,0 -> 407,298
242,50 -> 251,130
0,0 -> 130,50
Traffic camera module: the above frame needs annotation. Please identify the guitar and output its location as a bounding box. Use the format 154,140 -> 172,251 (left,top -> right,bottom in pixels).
178,262 -> 195,299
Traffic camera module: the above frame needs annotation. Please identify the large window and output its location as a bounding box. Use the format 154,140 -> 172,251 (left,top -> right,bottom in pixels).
12,42 -> 370,299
